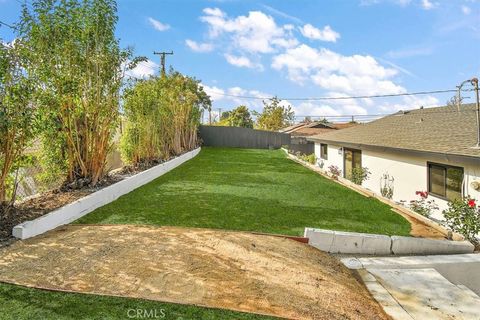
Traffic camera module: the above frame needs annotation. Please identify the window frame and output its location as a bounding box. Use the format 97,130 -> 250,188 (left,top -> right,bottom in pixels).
320,144 -> 328,160
427,162 -> 464,201
343,148 -> 362,179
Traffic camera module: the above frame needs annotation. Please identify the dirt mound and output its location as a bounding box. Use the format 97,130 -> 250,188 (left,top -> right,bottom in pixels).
0,225 -> 388,319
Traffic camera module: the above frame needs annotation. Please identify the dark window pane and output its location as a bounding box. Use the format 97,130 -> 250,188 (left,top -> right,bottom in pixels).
429,165 -> 446,197
446,167 -> 463,201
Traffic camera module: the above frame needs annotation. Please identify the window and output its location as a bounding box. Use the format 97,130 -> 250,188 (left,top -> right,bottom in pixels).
344,148 -> 362,180
320,144 -> 328,160
427,163 -> 464,201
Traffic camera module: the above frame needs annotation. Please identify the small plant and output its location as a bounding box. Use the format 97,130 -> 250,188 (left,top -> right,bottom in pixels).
403,191 -> 438,217
350,167 -> 370,185
328,165 -> 341,180
443,198 -> 480,244
304,153 -> 316,165
296,153 -> 316,165
380,173 -> 394,199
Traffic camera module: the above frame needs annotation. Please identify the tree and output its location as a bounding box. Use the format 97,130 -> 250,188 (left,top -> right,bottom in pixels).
0,40 -> 36,204
121,70 -> 211,166
220,111 -> 231,121
225,105 -> 253,128
19,0 -> 134,187
319,117 -> 330,125
255,97 -> 295,131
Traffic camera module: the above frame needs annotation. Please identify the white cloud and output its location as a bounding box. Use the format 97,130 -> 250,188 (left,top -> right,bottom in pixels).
202,84 -> 226,101
185,39 -> 214,52
378,95 -> 439,112
361,0 -> 439,9
148,17 -> 170,31
386,45 -> 434,59
125,60 -> 158,79
202,84 -> 272,111
272,44 -> 402,95
224,53 -> 262,69
421,0 -> 436,10
461,5 -> 471,15
300,24 -> 340,42
200,8 -> 298,54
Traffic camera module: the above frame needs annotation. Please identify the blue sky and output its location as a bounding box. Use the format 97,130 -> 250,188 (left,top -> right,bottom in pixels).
1,0 -> 479,121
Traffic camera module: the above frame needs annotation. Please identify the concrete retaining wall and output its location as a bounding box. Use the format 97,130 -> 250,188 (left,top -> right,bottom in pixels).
304,228 -> 474,255
12,148 -> 201,240
305,228 -> 391,255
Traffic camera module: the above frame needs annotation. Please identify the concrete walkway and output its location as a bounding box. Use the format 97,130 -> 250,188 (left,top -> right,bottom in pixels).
343,254 -> 480,320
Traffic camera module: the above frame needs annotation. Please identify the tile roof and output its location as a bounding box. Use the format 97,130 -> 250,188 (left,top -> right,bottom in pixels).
309,104 -> 480,158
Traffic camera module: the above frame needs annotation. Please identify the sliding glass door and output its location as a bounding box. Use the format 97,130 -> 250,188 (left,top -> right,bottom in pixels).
344,148 -> 362,180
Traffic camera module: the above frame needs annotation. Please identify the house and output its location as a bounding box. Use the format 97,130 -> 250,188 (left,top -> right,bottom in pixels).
308,104 -> 480,220
283,121 -> 358,155
281,121 -> 357,136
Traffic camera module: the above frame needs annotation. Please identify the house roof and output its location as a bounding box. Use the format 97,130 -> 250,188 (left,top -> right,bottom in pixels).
281,121 -> 357,136
308,104 -> 480,159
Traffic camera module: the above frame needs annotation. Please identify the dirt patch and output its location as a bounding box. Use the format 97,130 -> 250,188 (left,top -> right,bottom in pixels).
394,210 -> 446,239
0,225 -> 389,320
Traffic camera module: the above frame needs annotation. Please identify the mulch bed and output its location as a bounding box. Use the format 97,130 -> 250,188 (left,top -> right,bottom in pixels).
0,168 -> 140,245
0,153 -> 191,246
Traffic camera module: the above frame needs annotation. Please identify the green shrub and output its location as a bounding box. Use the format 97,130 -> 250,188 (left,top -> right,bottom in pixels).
0,40 -> 36,203
297,153 -> 316,165
443,198 -> 479,244
350,167 -> 370,185
20,0 -> 132,186
121,71 -> 210,166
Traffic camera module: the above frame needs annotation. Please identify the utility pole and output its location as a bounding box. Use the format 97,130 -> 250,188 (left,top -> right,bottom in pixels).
457,78 -> 480,148
218,108 -> 222,121
153,51 -> 173,76
472,78 -> 480,148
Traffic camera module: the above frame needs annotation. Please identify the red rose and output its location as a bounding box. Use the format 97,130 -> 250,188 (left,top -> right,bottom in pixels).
468,199 -> 476,208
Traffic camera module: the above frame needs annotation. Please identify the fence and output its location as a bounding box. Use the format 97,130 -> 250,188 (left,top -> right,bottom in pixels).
289,137 -> 315,155
199,125 -> 290,149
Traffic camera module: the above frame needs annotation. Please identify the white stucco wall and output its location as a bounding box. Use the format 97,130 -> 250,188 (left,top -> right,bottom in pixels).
314,142 -> 480,221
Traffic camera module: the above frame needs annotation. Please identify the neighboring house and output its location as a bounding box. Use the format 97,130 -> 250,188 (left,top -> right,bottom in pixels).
281,121 -> 357,136
308,104 -> 480,220
283,122 -> 357,155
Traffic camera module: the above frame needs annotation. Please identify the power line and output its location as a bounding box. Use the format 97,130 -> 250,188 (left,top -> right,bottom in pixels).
0,20 -> 16,30
293,107 -> 479,119
206,88 -> 472,101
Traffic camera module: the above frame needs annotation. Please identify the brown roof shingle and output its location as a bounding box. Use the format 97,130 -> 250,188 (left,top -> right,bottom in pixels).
309,104 -> 480,159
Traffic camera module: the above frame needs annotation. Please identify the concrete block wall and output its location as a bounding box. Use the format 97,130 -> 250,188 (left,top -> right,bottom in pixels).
12,148 -> 201,240
305,228 -> 474,256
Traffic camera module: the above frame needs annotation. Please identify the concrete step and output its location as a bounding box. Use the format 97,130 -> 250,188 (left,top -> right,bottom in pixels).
456,284 -> 480,300
369,268 -> 480,320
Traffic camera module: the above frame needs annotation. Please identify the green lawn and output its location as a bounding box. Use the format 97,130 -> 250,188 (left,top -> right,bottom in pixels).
0,148 -> 410,320
0,283 -> 276,320
77,147 -> 410,236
